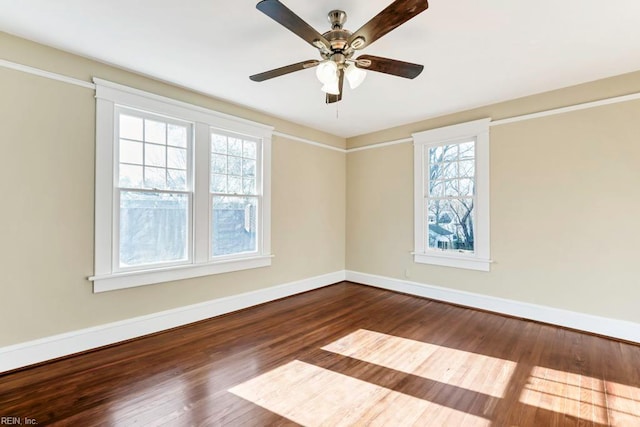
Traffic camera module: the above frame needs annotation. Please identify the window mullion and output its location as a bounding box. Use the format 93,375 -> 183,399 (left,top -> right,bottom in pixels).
193,122 -> 211,263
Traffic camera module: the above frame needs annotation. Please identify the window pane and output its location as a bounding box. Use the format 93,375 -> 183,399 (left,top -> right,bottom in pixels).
459,141 -> 475,160
429,146 -> 443,162
228,156 -> 242,176
243,140 -> 257,159
167,124 -> 187,147
212,154 -> 227,174
145,144 -> 166,167
119,164 -> 143,188
228,176 -> 242,194
145,120 -> 166,144
120,115 -> 143,141
441,162 -> 459,180
120,139 -> 143,165
459,160 -> 474,178
427,198 -> 474,252
430,161 -> 460,181
445,145 -> 459,160
211,174 -> 227,193
459,178 -> 474,196
428,180 -> 444,198
243,159 -> 256,177
212,134 -> 227,154
119,111 -> 193,192
167,169 -> 187,190
443,179 -> 459,196
212,196 -> 257,256
119,191 -> 188,267
429,163 -> 440,181
430,145 -> 457,163
167,147 -> 187,170
210,132 -> 261,198
243,178 -> 256,195
229,138 -> 242,156
144,166 -> 166,189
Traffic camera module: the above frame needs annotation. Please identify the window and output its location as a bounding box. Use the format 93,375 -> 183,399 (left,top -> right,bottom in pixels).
117,109 -> 192,270
413,119 -> 491,271
210,131 -> 260,257
90,79 -> 273,292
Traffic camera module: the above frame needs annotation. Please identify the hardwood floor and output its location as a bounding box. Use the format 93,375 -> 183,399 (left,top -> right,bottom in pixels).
1,282 -> 639,426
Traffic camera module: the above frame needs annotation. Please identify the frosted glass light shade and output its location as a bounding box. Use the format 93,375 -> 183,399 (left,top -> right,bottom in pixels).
345,64 -> 366,89
316,61 -> 338,85
321,80 -> 340,95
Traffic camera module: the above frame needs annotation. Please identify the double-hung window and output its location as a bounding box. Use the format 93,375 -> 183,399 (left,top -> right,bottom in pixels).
116,108 -> 192,269
413,119 -> 491,271
90,79 -> 273,292
210,130 -> 261,258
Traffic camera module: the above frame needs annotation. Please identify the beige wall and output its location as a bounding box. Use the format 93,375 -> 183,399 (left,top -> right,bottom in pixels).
348,69 -> 640,149
346,75 -> 640,324
0,33 -> 346,346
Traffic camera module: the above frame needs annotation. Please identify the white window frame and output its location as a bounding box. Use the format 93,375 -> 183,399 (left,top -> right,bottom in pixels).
89,78 -> 273,292
412,118 -> 491,271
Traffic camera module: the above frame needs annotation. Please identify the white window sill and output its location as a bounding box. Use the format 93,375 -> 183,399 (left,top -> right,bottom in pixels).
413,252 -> 492,272
89,255 -> 274,293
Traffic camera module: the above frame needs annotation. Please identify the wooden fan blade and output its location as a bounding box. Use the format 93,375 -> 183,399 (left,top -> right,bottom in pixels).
250,60 -> 319,82
326,69 -> 344,104
347,0 -> 428,50
257,0 -> 331,50
355,55 -> 424,79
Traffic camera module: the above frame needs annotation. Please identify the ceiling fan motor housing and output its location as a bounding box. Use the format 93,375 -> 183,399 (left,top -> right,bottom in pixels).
322,10 -> 353,58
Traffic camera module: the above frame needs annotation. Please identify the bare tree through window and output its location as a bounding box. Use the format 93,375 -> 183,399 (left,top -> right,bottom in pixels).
427,141 -> 475,252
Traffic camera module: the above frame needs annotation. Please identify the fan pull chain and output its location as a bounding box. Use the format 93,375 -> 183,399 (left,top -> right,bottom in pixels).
336,103 -> 339,120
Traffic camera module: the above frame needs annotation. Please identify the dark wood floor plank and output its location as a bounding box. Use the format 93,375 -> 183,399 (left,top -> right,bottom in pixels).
1,282 -> 639,426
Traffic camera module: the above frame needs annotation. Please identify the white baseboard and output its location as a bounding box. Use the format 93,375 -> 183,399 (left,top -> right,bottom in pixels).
0,271 -> 346,373
4,269 -> 636,374
346,270 -> 640,344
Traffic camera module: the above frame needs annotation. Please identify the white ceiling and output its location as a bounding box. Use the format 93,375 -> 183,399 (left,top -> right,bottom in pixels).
2,0 -> 640,138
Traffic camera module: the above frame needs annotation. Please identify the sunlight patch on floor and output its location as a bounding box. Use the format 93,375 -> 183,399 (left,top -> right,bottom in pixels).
520,366 -> 640,425
322,329 -> 516,399
229,360 -> 490,426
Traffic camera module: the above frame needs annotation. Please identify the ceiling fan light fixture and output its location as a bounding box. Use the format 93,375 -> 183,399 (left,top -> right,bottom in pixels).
345,63 -> 366,89
252,1 -> 429,103
321,80 -> 340,95
316,60 -> 338,85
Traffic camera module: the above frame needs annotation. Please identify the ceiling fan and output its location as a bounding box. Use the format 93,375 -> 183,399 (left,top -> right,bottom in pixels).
250,0 -> 429,104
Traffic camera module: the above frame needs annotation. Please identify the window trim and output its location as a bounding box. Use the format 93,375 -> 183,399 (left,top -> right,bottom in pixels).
90,78 -> 273,293
412,118 -> 492,271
